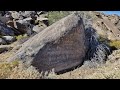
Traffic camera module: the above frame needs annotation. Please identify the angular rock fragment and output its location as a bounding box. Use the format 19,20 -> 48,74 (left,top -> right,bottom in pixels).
0,38 -> 6,45
2,36 -> 16,44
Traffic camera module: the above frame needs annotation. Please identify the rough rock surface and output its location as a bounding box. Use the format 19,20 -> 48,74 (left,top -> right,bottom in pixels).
0,45 -> 12,53
32,25 -> 45,33
0,38 -> 6,45
92,11 -> 120,40
0,21 -> 15,36
2,36 -> 16,44
6,11 -> 48,35
7,14 -> 87,73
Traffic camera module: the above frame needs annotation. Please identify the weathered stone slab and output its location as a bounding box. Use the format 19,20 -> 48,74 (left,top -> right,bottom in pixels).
7,13 -> 87,73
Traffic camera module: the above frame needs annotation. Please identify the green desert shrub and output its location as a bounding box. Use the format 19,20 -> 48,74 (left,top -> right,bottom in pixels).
48,11 -> 71,25
15,34 -> 28,41
109,40 -> 120,49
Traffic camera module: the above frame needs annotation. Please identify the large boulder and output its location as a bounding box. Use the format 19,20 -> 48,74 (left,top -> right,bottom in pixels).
7,13 -> 87,73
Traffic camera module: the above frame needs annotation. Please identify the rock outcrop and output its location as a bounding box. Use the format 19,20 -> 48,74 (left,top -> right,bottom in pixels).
1,11 -> 120,74
92,11 -> 120,41
7,14 -> 87,73
0,11 -> 49,46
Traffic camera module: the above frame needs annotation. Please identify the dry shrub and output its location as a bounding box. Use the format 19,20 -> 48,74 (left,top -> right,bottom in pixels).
7,65 -> 42,79
0,60 -> 43,79
85,62 -> 120,79
51,49 -> 120,79
0,60 -> 19,79
0,51 -> 56,79
0,52 -> 14,62
84,49 -> 120,79
109,40 -> 120,49
53,60 -> 120,79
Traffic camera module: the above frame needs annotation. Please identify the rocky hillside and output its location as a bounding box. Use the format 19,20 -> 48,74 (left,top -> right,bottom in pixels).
0,11 -> 48,45
0,11 -> 120,79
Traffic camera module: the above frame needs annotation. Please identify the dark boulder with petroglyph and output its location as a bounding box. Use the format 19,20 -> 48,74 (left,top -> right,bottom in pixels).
7,13 -> 88,73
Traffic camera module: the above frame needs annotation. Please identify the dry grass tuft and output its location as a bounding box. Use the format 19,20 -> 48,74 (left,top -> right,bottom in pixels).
0,60 -> 42,79
7,63 -> 42,79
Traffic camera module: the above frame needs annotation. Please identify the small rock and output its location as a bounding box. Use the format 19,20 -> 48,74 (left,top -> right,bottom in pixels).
17,17 -> 32,24
0,21 -> 15,36
6,20 -> 21,35
20,11 -> 36,18
2,36 -> 16,44
12,45 -> 22,52
11,11 -> 20,19
37,16 -> 48,21
37,11 -> 47,15
0,15 -> 11,24
32,25 -> 44,33
0,11 -> 6,16
0,45 -> 12,53
0,38 -> 7,45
